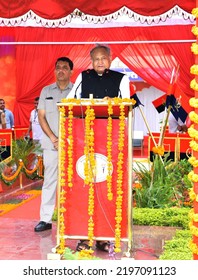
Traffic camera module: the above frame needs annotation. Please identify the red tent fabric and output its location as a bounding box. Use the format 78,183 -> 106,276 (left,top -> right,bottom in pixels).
0,1 -> 196,125
0,0 -> 195,18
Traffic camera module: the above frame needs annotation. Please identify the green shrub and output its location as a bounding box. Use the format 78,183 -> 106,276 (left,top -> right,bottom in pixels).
133,156 -> 193,208
159,230 -> 192,260
133,207 -> 190,229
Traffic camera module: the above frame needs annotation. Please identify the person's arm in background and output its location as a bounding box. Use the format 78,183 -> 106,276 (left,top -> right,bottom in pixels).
1,111 -> 6,128
25,117 -> 32,138
38,109 -> 58,150
26,123 -> 32,134
119,75 -> 130,98
177,118 -> 187,133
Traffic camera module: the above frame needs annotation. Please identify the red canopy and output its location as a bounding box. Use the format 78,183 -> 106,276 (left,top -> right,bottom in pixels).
0,0 -> 195,18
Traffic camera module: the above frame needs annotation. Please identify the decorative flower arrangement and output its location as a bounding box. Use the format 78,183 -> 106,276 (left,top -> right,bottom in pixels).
189,188 -> 198,202
192,7 -> 198,17
67,104 -> 74,188
152,145 -> 164,156
0,189 -> 41,216
192,26 -> 198,37
61,97 -> 136,106
84,106 -> 96,185
106,99 -> 113,201
188,126 -> 198,140
188,170 -> 198,183
188,156 -> 198,168
189,140 -> 198,152
0,137 -> 43,186
189,209 -> 198,255
189,6 -> 198,259
190,97 -> 198,108
56,106 -> 67,255
114,103 -> 126,252
189,240 -> 198,255
84,105 -> 96,249
189,111 -> 198,124
190,79 -> 198,92
0,155 -> 43,185
190,64 -> 198,74
61,98 -> 81,104
191,43 -> 198,56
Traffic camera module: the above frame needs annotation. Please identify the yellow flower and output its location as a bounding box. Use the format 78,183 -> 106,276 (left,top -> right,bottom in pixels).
152,145 -> 164,156
190,79 -> 198,91
190,97 -> 198,109
192,8 -> 198,18
133,182 -> 142,189
106,99 -> 113,200
114,103 -> 126,252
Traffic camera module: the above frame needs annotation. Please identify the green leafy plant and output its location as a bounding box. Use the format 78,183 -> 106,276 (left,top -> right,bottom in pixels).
133,155 -> 193,208
63,247 -> 101,260
10,138 -> 42,168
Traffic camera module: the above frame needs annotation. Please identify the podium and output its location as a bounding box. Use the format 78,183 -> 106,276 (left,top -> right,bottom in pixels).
55,99 -> 133,256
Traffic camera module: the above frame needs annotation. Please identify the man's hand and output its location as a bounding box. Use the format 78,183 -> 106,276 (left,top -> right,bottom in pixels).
50,135 -> 58,150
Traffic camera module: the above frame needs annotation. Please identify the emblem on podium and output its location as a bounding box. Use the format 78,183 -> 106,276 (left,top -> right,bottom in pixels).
76,153 -> 113,183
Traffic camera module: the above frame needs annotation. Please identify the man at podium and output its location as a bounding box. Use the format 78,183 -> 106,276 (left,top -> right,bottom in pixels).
68,44 -> 130,99
69,44 -> 130,252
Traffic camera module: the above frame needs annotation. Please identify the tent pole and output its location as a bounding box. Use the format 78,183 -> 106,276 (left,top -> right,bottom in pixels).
0,39 -> 195,45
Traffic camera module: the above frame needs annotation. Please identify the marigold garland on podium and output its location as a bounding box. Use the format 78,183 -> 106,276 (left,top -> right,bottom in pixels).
54,98 -> 135,258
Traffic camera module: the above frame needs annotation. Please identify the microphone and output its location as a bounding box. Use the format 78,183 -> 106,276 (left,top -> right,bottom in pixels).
74,81 -> 82,99
118,88 -> 122,98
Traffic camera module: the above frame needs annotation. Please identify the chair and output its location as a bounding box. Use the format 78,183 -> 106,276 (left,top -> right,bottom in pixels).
132,130 -> 144,156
